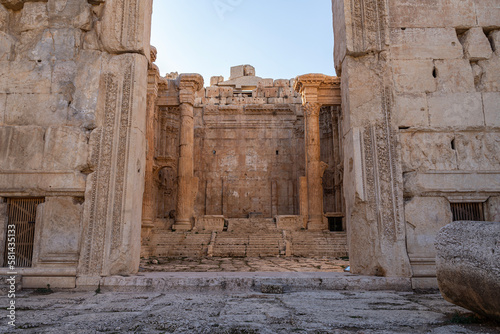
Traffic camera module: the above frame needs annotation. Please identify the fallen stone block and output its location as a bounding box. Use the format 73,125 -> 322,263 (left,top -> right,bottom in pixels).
435,221 -> 500,321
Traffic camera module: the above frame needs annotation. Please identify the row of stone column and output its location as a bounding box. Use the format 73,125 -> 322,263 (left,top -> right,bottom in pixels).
142,73 -> 334,232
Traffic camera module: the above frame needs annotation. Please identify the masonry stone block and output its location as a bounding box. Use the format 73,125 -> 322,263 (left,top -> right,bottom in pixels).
400,132 -> 457,172
5,93 -> 69,126
434,59 -> 475,93
455,133 -> 500,171
30,28 -> 82,62
0,31 -> 14,61
392,60 -> 436,93
460,27 -> 493,61
390,28 -> 463,60
474,0 -> 500,28
388,0 -> 476,28
42,127 -> 88,171
405,196 -> 452,260
483,92 -> 500,127
477,55 -> 500,92
393,93 -> 429,128
20,2 -> 48,31
428,93 -> 484,127
489,30 -> 500,54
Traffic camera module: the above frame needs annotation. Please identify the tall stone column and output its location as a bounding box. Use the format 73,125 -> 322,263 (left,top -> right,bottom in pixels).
173,74 -> 204,231
304,102 -> 327,230
294,74 -> 339,231
141,47 -> 160,254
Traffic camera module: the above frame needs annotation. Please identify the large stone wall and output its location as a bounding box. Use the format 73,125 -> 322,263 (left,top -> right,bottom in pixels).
0,0 -> 152,288
333,0 -> 500,285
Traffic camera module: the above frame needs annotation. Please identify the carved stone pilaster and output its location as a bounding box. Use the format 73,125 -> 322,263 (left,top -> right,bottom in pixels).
77,54 -> 148,284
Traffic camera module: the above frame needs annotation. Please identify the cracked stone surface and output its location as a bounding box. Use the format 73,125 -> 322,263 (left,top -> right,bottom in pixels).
140,256 -> 349,273
0,290 -> 499,333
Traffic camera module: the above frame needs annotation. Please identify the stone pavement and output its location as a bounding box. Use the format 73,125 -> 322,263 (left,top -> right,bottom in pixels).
1,289 -> 499,333
140,256 -> 350,272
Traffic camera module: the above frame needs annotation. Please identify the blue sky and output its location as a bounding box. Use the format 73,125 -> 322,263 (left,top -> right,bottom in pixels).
150,0 -> 335,84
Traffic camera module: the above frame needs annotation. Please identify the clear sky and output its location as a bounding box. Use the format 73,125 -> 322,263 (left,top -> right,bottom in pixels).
150,0 -> 335,85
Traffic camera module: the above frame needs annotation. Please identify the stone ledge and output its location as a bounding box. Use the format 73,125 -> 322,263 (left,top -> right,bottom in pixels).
98,272 -> 412,293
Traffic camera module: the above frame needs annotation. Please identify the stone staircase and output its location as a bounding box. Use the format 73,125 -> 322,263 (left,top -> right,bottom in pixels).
147,218 -> 348,259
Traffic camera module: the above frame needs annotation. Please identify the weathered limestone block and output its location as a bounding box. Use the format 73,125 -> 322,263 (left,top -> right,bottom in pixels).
393,93 -> 428,128
30,28 -> 82,61
205,86 -> 219,98
455,132 -> 500,170
390,28 -> 463,60
254,78 -> 271,88
0,4 -> 7,30
487,197 -> 500,221
273,79 -> 289,87
19,1 -> 48,31
341,56 -> 384,129
490,30 -> 500,54
1,0 -> 48,11
71,50 -> 104,128
33,197 -> 83,266
5,93 -> 69,126
434,59 -> 475,93
477,55 -> 500,92
47,0 -> 93,31
0,61 -> 52,94
42,126 -> 88,170
475,0 -> 500,28
428,93 -> 484,127
210,76 -> 223,86
99,0 -> 152,58
388,0 -> 476,28
276,215 -> 303,231
406,196 -> 452,288
0,32 -> 15,61
400,132 -> 457,172
405,196 -> 452,261
404,171 -> 500,197
483,92 -> 500,127
436,221 -> 500,321
194,215 -> 225,232
459,27 -> 493,61
0,126 -> 44,170
392,60 -> 436,93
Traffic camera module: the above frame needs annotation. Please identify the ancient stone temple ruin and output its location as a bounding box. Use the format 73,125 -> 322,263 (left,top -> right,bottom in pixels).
140,64 -> 347,259
0,0 -> 498,290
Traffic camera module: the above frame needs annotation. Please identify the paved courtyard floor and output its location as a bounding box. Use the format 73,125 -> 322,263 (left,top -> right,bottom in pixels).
1,289 -> 499,333
140,256 -> 350,272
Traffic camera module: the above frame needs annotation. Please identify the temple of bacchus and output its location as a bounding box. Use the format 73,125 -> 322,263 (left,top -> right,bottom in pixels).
0,0 -> 498,290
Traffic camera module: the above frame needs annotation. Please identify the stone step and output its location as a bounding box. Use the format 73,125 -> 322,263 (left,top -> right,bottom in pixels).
99,272 -> 412,293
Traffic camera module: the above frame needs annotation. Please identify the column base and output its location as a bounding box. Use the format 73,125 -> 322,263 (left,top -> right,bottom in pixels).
172,220 -> 192,231
307,218 -> 328,231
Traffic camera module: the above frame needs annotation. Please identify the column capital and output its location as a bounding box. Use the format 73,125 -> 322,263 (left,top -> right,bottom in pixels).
294,73 -> 341,105
304,102 -> 321,118
178,73 -> 204,105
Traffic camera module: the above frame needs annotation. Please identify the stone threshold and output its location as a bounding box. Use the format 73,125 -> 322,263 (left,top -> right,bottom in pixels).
93,272 -> 412,293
